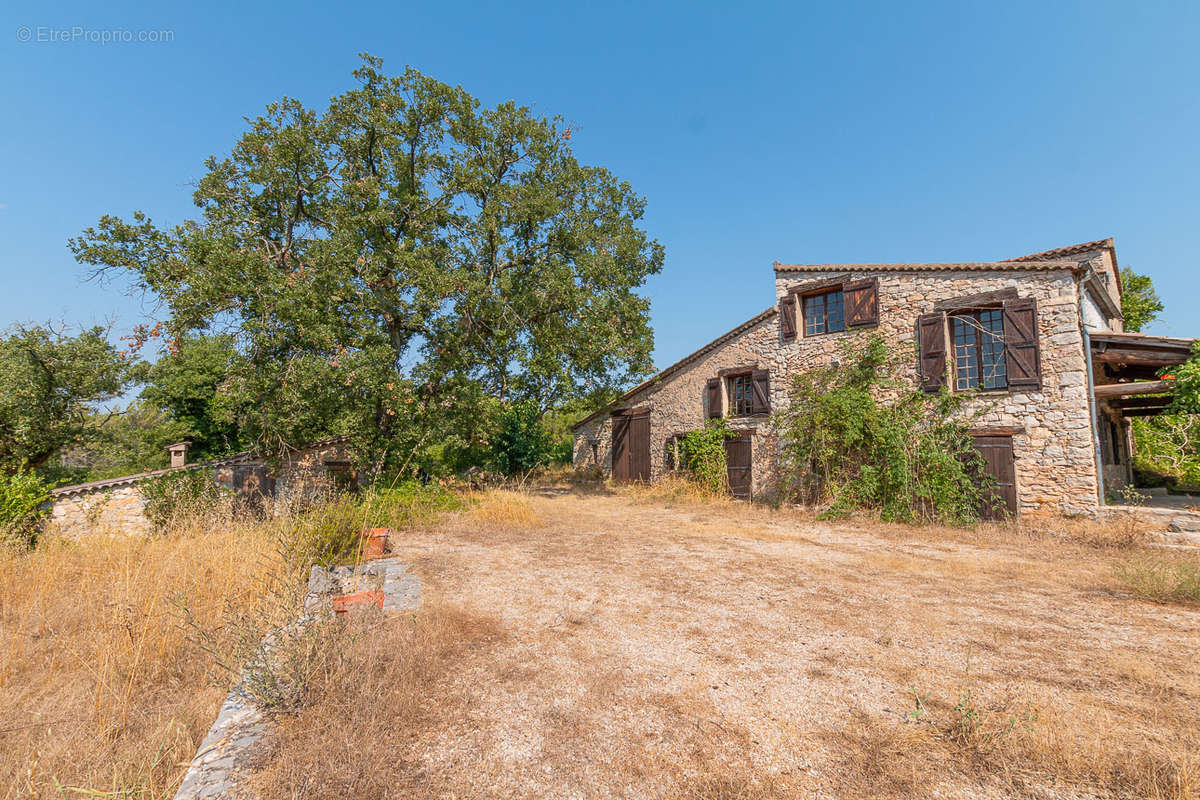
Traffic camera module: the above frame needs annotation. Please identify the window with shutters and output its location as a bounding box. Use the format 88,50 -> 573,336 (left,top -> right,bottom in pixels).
803,290 -> 845,336
722,369 -> 770,417
950,309 -> 1007,391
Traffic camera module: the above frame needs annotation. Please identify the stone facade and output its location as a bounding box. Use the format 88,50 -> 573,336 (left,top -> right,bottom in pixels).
575,242 -> 1129,515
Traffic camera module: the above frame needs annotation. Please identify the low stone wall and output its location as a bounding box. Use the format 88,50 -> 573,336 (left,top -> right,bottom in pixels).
173,558 -> 422,799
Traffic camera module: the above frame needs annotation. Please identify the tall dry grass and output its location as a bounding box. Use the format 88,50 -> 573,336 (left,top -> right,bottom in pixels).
0,482 -> 467,799
467,489 -> 544,529
0,514 -> 276,798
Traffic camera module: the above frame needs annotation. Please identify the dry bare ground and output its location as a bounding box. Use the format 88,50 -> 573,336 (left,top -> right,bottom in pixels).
251,487 -> 1199,800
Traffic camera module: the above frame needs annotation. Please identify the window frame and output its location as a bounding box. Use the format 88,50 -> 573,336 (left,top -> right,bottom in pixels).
948,307 -> 1008,392
802,288 -> 846,337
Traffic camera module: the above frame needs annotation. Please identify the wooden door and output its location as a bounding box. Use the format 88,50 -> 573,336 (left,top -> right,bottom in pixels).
724,432 -> 752,499
972,435 -> 1018,519
612,409 -> 650,482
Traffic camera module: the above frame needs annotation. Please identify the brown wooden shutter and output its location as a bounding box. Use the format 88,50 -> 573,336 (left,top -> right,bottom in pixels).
751,369 -> 770,414
779,296 -> 796,340
706,377 -> 722,419
844,278 -> 879,327
917,312 -> 947,393
1002,297 -> 1041,390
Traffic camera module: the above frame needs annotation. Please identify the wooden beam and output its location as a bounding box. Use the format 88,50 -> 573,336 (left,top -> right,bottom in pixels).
1113,396 -> 1175,409
1091,348 -> 1190,366
1092,380 -> 1173,398
934,287 -> 1019,311
786,275 -> 849,297
1121,407 -> 1178,417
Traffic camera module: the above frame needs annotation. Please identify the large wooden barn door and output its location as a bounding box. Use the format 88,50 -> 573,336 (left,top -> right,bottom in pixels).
612,409 -> 650,482
972,434 -> 1018,519
724,432 -> 752,499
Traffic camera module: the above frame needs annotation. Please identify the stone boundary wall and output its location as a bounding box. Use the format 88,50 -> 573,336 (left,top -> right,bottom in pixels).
576,267 -> 1100,514
173,559 -> 422,799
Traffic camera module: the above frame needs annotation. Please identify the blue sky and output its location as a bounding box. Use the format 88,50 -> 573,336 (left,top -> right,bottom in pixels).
2,0 -> 1198,376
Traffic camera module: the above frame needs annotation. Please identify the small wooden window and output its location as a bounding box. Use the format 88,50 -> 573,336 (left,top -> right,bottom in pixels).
803,290 -> 845,336
729,373 -> 754,416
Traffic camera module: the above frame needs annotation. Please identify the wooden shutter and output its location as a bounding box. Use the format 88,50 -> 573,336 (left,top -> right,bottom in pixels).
706,377 -> 722,419
917,312 -> 947,393
844,278 -> 879,328
1002,297 -> 1041,390
779,296 -> 796,340
751,370 -> 771,414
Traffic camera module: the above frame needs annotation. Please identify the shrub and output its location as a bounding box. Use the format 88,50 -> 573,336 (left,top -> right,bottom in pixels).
0,470 -> 52,547
676,419 -> 738,495
1131,414 -> 1200,491
774,334 -> 993,524
140,469 -> 228,532
491,400 -> 552,477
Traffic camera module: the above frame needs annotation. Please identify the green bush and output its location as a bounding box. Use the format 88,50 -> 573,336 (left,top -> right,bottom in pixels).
140,469 -> 228,532
491,400 -> 552,476
774,334 -> 994,524
1131,414 -> 1200,491
0,470 -> 52,547
676,419 -> 738,494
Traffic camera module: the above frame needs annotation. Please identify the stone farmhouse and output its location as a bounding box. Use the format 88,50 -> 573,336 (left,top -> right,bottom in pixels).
572,239 -> 1195,516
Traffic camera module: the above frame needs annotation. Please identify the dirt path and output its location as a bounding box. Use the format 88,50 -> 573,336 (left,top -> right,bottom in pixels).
259,489 -> 1200,799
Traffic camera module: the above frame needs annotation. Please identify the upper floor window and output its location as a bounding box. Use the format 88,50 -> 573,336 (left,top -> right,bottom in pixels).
950,309 -> 1007,391
729,373 -> 755,416
803,289 -> 845,336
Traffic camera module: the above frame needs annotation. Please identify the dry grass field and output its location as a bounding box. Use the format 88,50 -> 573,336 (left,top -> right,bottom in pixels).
2,485 -> 1197,799
250,486 -> 1198,800
0,514 -> 277,798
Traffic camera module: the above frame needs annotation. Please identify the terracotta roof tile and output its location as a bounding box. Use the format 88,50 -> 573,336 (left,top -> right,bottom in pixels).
772,260 -> 1079,273
1009,238 -> 1115,262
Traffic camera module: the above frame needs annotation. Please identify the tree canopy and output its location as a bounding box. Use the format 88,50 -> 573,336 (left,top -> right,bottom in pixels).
140,333 -> 248,459
0,325 -> 133,473
1119,266 -> 1163,332
71,56 -> 663,474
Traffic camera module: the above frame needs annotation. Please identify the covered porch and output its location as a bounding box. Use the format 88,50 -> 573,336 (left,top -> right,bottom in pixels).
1089,331 -> 1196,505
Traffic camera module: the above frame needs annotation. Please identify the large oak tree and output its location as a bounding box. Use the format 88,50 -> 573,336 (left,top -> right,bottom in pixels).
72,56 -> 663,472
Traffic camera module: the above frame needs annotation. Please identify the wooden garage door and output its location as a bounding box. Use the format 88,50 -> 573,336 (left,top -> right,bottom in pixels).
612,409 -> 650,482
724,432 -> 752,499
972,435 -> 1018,519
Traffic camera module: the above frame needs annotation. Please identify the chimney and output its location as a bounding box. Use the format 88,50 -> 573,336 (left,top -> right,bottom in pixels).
167,442 -> 191,469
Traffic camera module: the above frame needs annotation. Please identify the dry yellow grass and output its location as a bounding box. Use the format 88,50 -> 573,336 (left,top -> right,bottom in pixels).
467,489 -> 544,528
0,516 -> 277,799
249,488 -> 1200,799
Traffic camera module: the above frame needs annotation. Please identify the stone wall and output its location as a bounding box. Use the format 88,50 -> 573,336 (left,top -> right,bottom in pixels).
49,483 -> 153,538
275,439 -> 354,503
575,267 -> 1101,514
